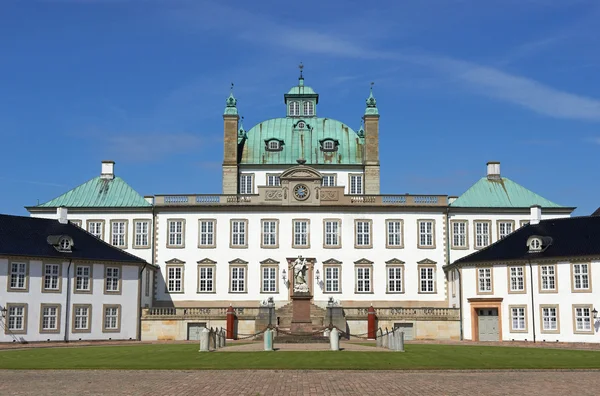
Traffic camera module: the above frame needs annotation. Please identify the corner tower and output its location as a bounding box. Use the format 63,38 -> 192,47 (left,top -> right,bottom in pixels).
222,85 -> 239,194
363,83 -> 380,194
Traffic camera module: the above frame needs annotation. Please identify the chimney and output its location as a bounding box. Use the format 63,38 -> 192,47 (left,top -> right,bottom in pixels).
486,161 -> 501,180
144,196 -> 154,205
101,160 -> 115,180
530,205 -> 542,225
57,206 -> 68,224
448,196 -> 458,204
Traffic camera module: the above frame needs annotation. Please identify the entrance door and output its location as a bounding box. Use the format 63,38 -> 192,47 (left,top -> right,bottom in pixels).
478,309 -> 499,341
187,323 -> 207,341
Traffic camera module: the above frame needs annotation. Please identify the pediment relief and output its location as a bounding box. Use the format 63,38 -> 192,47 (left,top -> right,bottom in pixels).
322,258 -> 342,265
166,258 -> 185,264
280,165 -> 323,180
197,258 -> 217,265
385,258 -> 405,265
260,258 -> 280,265
229,258 -> 249,265
354,258 -> 374,265
417,258 -> 437,265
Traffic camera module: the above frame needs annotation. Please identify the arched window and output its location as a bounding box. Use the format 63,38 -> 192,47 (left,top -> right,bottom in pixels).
323,140 -> 335,151
268,140 -> 280,150
303,101 -> 314,116
289,101 -> 299,116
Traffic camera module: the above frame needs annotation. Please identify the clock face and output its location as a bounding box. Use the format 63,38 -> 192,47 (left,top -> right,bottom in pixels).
293,184 -> 310,201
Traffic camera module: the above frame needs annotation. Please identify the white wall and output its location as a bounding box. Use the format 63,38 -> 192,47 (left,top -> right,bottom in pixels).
460,260 -> 600,343
0,258 -> 141,343
154,209 -> 447,306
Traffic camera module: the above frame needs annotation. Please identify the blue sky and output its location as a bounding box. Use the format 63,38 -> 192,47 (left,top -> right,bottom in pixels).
1,0 -> 599,216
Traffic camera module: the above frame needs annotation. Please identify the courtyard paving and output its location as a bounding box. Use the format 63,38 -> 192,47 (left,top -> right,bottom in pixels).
1,369 -> 600,395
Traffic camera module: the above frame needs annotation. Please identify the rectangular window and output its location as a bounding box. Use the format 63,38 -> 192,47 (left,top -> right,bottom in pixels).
349,174 -> 363,195
75,266 -> 92,292
322,175 -> 336,187
541,306 -> 558,332
230,267 -> 246,292
355,220 -> 371,247
231,220 -> 247,247
103,306 -> 120,332
7,304 -> 26,332
134,220 -> 150,248
110,220 -> 127,247
573,263 -> 590,291
262,267 -> 277,293
73,305 -> 90,332
574,306 -> 592,333
167,266 -> 183,293
419,267 -> 435,293
478,267 -> 492,293
43,264 -> 60,291
356,267 -> 371,293
266,174 -> 281,186
324,220 -> 340,247
199,220 -> 216,247
293,220 -> 309,248
88,221 -> 103,239
239,174 -> 253,194
451,221 -> 467,248
509,266 -> 525,292
498,221 -> 514,239
261,220 -> 278,248
387,267 -> 403,293
540,265 -> 557,291
325,267 -> 340,293
510,307 -> 526,331
105,267 -> 120,293
418,220 -> 435,248
167,220 -> 184,247
41,305 -> 59,332
9,262 -> 27,291
386,220 -> 403,248
198,266 -> 214,293
474,221 -> 491,248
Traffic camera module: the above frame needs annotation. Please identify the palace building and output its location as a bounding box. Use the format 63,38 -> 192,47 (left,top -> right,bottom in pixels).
22,71 -> 582,343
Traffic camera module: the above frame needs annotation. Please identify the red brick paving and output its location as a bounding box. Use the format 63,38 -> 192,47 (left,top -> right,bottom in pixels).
1,369 -> 600,395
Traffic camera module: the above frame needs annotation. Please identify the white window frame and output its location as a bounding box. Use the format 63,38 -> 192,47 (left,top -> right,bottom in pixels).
355,266 -> 372,293
267,140 -> 280,150
230,266 -> 246,293
509,266 -> 525,293
572,263 -> 590,291
239,174 -> 253,194
474,221 -> 491,248
387,266 -> 403,293
355,220 -> 371,248
574,306 -> 592,333
104,306 -> 120,331
541,306 -> 558,333
322,140 -> 335,151
419,266 -> 435,293
41,305 -> 59,332
498,221 -> 514,239
88,221 -> 103,239
75,265 -> 92,292
540,265 -> 557,292
105,266 -> 120,293
266,174 -> 281,186
321,175 -> 336,187
9,262 -> 27,291
111,220 -> 127,247
303,101 -> 314,116
451,221 -> 467,248
198,266 -> 215,293
231,220 -> 247,248
349,174 -> 363,195
261,219 -> 278,248
43,263 -> 60,291
477,267 -> 493,294
199,220 -> 216,248
386,220 -> 403,248
134,220 -> 150,248
324,220 -> 340,247
167,219 -> 184,247
262,266 -> 277,293
7,305 -> 26,332
510,306 -> 527,332
166,266 -> 183,293
73,306 -> 90,331
418,220 -> 435,248
293,220 -> 309,248
289,101 -> 299,116
324,266 -> 340,293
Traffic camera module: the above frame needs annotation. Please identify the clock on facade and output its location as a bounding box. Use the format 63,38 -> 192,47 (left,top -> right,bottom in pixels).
293,184 -> 310,201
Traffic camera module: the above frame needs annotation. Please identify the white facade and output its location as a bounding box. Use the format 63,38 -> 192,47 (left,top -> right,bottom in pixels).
1,257 -> 148,343
459,260 -> 599,343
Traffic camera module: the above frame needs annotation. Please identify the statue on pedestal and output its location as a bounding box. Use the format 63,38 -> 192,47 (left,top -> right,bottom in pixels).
293,256 -> 309,293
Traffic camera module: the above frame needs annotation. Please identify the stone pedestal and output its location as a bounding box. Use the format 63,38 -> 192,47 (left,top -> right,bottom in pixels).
290,292 -> 313,334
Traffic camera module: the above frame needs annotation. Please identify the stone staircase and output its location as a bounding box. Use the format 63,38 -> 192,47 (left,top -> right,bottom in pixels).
275,302 -> 327,329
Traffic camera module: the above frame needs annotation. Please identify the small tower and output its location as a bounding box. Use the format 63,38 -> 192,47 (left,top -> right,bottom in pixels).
222,83 -> 240,194
284,63 -> 319,118
363,82 -> 380,194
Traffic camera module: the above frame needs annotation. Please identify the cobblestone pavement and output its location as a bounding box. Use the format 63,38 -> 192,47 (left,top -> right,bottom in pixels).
219,342 -> 388,352
1,369 -> 600,396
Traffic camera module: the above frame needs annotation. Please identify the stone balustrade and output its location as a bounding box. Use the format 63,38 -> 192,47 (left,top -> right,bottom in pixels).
143,307 -> 259,320
343,307 -> 460,321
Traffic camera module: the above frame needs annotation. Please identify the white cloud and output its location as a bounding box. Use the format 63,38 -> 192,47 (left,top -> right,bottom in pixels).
105,133 -> 204,161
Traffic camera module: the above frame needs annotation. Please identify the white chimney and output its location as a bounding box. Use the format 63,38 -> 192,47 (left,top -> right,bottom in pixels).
530,205 -> 542,225
101,160 -> 115,180
448,196 -> 458,204
57,206 -> 68,224
144,196 -> 154,205
487,161 -> 501,180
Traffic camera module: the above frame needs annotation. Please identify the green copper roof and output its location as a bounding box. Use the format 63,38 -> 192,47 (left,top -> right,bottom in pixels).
240,117 -> 364,165
286,84 -> 317,95
365,86 -> 379,115
37,176 -> 151,208
224,91 -> 238,115
451,177 -> 564,208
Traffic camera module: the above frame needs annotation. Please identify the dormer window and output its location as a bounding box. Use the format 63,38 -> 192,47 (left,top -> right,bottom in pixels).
59,237 -> 72,252
320,139 -> 339,152
265,139 -> 284,152
303,101 -> 314,116
48,235 -> 74,253
289,101 -> 299,116
527,236 -> 547,253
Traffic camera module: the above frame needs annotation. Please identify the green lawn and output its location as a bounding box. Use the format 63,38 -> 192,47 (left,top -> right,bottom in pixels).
1,343 -> 600,370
